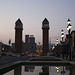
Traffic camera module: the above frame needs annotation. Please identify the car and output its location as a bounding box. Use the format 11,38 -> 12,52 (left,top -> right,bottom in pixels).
33,54 -> 37,56
21,53 -> 25,56
16,54 -> 20,57
28,54 -> 33,57
12,54 -> 16,57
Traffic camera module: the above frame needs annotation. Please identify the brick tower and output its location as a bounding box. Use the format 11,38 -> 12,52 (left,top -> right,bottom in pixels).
15,19 -> 23,53
42,18 -> 50,55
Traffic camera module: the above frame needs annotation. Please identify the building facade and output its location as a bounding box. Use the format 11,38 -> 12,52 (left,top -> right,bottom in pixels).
12,35 -> 37,54
22,35 -> 36,53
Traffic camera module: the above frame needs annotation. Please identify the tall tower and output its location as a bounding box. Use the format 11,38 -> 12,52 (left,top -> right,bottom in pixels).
42,18 -> 50,55
15,19 -> 23,53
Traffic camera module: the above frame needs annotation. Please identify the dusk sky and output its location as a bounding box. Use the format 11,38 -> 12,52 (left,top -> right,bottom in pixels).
0,0 -> 75,44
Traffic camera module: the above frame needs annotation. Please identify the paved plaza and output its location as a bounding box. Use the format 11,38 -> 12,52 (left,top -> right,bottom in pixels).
0,56 -> 32,66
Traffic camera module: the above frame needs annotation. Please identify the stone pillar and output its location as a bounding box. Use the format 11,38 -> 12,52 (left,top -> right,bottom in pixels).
39,66 -> 49,75
14,66 -> 21,75
70,67 -> 75,75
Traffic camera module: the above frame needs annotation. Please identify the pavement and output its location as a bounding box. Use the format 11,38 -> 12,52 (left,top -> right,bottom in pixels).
0,55 -> 74,66
0,55 -> 75,74
0,56 -> 32,66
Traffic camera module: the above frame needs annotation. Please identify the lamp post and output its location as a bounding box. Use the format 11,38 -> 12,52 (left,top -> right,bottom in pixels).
55,39 -> 58,46
8,39 -> 11,55
55,39 -> 58,57
67,19 -> 72,61
61,29 -> 64,59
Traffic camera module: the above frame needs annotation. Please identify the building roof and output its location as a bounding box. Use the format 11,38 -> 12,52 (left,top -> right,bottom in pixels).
15,18 -> 23,25
42,18 -> 49,24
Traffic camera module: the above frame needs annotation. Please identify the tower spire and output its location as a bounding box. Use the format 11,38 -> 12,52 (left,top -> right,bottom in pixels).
42,18 -> 50,55
42,18 -> 49,24
15,19 -> 23,53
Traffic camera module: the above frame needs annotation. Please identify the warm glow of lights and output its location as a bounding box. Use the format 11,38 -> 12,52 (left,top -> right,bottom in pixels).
57,70 -> 59,73
67,19 -> 72,31
55,39 -> 58,46
55,43 -> 57,46
52,45 -> 55,50
36,50 -> 43,54
67,21 -> 71,24
67,26 -> 69,31
38,43 -> 41,46
55,67 -> 59,73
67,19 -> 71,24
61,30 -> 64,38
68,24 -> 72,30
67,24 -> 72,31
61,35 -> 64,38
61,30 -> 64,34
55,67 -> 59,69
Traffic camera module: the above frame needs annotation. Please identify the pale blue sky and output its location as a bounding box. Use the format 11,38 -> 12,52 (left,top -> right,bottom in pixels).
0,0 -> 75,44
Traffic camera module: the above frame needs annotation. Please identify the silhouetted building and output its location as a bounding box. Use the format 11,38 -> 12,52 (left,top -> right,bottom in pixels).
0,42 -> 2,52
42,18 -> 50,55
28,35 -> 35,43
0,42 -> 10,52
25,35 -> 29,43
14,18 -> 36,54
22,35 -> 36,53
15,19 -> 23,53
71,30 -> 75,52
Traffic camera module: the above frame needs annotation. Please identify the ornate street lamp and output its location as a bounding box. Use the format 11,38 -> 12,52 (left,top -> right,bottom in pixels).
67,18 -> 72,61
55,39 -> 58,46
61,29 -> 64,59
61,30 -> 64,41
55,39 -> 59,56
